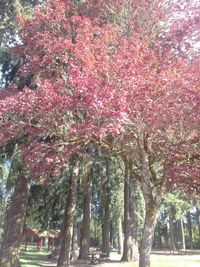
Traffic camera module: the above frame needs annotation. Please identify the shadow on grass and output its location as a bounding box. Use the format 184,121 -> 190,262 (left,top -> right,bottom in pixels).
20,247 -> 50,267
152,250 -> 200,256
20,260 -> 44,267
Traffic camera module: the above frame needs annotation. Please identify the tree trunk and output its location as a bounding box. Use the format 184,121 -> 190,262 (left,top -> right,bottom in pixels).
129,174 -> 139,261
168,207 -> 176,251
186,211 -> 193,249
48,220 -> 64,260
71,222 -> 79,261
0,176 -> 29,267
118,218 -> 123,254
121,164 -> 139,262
158,222 -> 163,249
136,138 -> 166,267
57,160 -> 79,267
163,224 -> 168,250
154,221 -> 162,249
196,208 -> 200,238
49,184 -> 79,260
101,157 -> 110,256
121,165 -> 132,261
110,222 -> 114,249
78,154 -> 93,260
139,200 -> 160,267
78,175 -> 91,260
177,218 -> 185,250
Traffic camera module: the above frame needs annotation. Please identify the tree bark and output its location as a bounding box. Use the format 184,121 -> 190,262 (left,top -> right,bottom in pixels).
71,222 -> 79,261
48,221 -> 63,260
138,143 -> 162,267
154,221 -> 162,249
163,223 -> 168,250
139,201 -> 160,267
101,157 -> 110,256
177,218 -> 185,250
121,164 -> 139,262
78,154 -> 93,260
0,176 -> 29,267
168,207 -> 176,251
186,211 -> 193,249
110,222 -> 114,249
129,174 -> 139,261
121,165 -> 132,261
118,218 -> 123,254
57,160 -> 79,267
78,174 -> 92,260
196,207 -> 200,238
129,175 -> 140,241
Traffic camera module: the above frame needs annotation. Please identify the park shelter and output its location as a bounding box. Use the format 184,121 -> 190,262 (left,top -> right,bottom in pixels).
24,228 -> 60,251
25,228 -> 60,240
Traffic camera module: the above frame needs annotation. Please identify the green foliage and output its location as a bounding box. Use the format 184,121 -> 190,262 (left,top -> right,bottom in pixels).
163,191 -> 192,220
6,146 -> 27,190
0,0 -> 41,87
109,156 -> 124,225
25,169 -> 70,230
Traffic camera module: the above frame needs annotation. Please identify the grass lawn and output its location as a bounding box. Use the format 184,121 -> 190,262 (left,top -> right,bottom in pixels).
149,254 -> 200,267
20,247 -> 200,267
130,254 -> 200,267
20,246 -> 49,267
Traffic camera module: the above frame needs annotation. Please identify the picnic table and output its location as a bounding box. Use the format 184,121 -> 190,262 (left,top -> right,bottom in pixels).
89,251 -> 101,265
88,251 -> 109,265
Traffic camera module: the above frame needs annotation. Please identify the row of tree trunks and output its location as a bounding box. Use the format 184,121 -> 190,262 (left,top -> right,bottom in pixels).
0,154 -> 161,267
0,176 -> 30,267
1,149 -> 175,267
155,207 -> 196,251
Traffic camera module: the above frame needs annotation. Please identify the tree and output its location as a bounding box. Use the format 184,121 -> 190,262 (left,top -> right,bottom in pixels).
186,210 -> 193,249
0,1 -> 200,267
101,157 -> 111,256
121,163 -> 133,261
78,153 -> 93,260
57,156 -> 79,267
0,152 -> 9,229
0,149 -> 29,267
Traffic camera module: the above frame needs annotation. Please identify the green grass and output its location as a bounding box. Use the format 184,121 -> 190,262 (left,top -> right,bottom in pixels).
130,254 -> 200,267
150,254 -> 200,267
20,247 -> 200,267
20,246 -> 49,267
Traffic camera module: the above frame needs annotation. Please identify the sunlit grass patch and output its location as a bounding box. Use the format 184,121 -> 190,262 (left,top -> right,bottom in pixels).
20,245 -> 49,267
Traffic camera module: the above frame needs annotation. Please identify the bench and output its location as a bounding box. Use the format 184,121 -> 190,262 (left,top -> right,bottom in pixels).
89,252 -> 100,265
88,251 -> 109,265
100,252 -> 109,260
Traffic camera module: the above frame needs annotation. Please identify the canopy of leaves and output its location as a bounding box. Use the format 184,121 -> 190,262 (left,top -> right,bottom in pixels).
0,0 -> 200,193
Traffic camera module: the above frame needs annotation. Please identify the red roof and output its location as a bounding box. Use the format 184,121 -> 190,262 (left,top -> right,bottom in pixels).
26,228 -> 60,238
